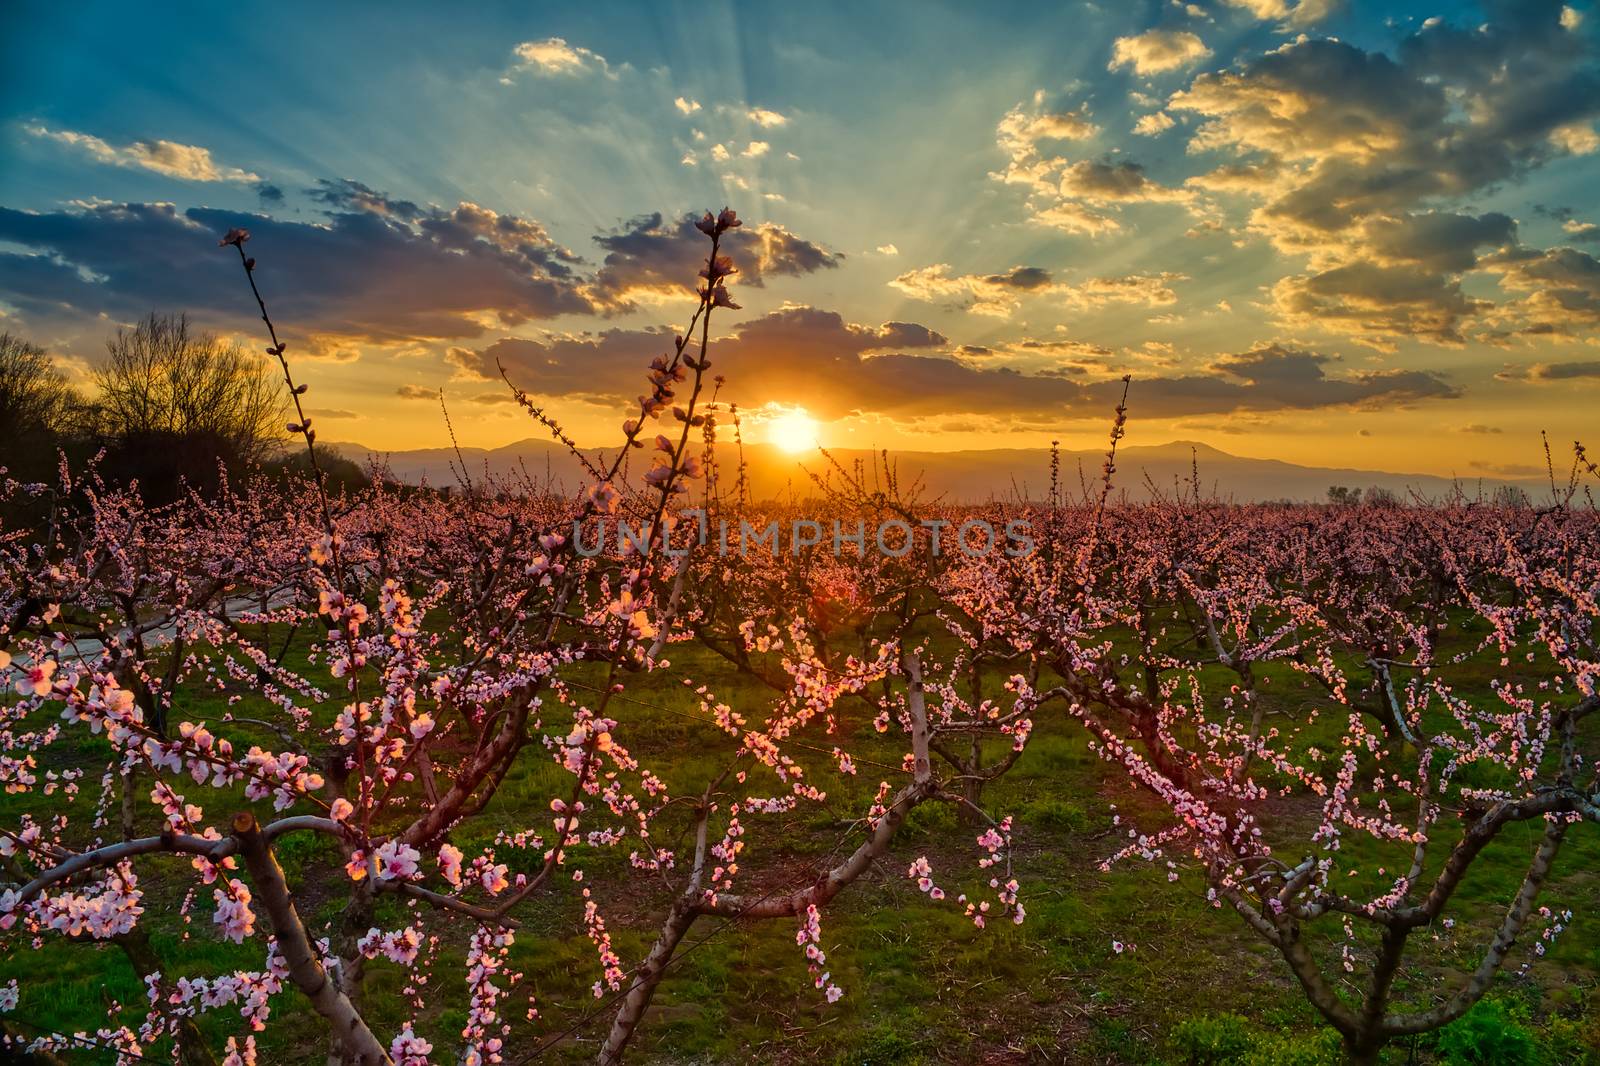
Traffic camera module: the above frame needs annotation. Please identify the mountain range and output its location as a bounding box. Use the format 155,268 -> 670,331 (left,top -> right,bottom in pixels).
324,438 -> 1553,504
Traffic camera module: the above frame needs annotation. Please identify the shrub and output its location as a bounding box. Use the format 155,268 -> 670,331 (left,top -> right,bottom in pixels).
1434,1000 -> 1539,1066
1170,1012 -> 1257,1064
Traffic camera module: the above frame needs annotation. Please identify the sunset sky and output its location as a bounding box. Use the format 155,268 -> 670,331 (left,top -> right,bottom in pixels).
2,0 -> 1598,477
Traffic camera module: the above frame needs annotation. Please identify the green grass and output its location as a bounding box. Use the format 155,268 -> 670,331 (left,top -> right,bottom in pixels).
2,614 -> 1597,1064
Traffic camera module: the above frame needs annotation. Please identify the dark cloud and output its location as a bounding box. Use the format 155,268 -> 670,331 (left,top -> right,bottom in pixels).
1360,212 -> 1517,274
875,321 -> 947,348
1273,261 -> 1489,348
1531,361 -> 1600,379
0,187 -> 851,347
0,198 -> 594,344
396,384 -> 439,400
310,178 -> 423,220
310,178 -> 583,279
1177,11 -> 1598,230
1059,160 -> 1189,203
1497,360 -> 1600,381
465,306 -> 1458,423
1168,5 -> 1600,346
981,266 -> 1054,290
456,308 -> 945,408
1210,344 -> 1460,407
591,212 -> 842,308
1481,245 -> 1600,338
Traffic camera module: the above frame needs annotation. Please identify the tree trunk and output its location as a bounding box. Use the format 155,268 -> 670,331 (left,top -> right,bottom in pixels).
961,735 -> 984,826
1343,1035 -> 1385,1065
597,903 -> 698,1064
327,880 -> 377,1066
230,813 -> 390,1065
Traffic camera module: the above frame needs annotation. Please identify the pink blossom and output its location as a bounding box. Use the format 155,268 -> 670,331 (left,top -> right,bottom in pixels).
439,843 -> 464,886
390,1026 -> 434,1065
213,880 -> 256,943
374,840 -> 421,881
14,659 -> 55,697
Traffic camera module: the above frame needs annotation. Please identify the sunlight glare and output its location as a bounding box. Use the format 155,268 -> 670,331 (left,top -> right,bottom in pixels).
768,410 -> 820,453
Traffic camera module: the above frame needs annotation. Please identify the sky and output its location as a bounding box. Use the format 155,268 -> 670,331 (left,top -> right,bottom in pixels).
1,0 -> 1598,478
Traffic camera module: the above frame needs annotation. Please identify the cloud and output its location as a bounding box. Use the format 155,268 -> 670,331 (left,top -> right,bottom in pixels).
591,212 -> 841,308
1173,13 -> 1600,229
459,306 -> 1457,424
1184,161 -> 1284,194
1208,344 -> 1458,408
1460,424 -> 1503,433
1109,30 -> 1212,76
0,190 -> 592,345
1029,202 -> 1125,236
992,97 -> 1101,198
1479,245 -> 1600,339
310,178 -> 423,220
456,307 -> 946,412
742,141 -> 770,158
1496,359 -> 1600,381
1221,0 -> 1342,28
1013,337 -> 1115,359
1563,220 -> 1600,242
1260,212 -> 1517,348
1133,112 -> 1176,136
747,108 -> 788,127
991,96 -> 1193,234
1549,121 -> 1600,154
1076,273 -> 1186,307
1058,160 -> 1191,204
1271,262 -> 1488,349
889,264 -> 1055,317
26,125 -> 260,183
996,105 -> 1100,164
1358,212 -> 1517,273
674,97 -> 701,114
1164,8 -> 1600,346
890,264 -> 1183,317
506,38 -> 612,78
0,183 -> 848,346
396,384 -> 439,400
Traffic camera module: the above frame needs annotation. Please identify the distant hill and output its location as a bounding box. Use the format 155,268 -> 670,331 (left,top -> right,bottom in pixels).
325,437 -> 1550,504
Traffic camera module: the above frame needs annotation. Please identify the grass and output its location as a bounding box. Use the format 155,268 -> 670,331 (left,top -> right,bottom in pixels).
2,613 -> 1598,1065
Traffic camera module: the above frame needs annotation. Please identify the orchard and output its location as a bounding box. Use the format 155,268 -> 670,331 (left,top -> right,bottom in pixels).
1,210 -> 1596,1065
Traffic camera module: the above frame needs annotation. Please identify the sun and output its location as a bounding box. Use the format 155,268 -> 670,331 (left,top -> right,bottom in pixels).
768,409 -> 820,454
